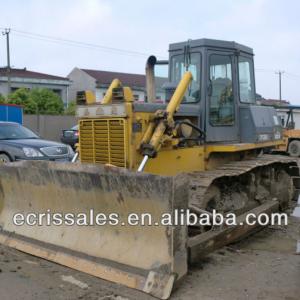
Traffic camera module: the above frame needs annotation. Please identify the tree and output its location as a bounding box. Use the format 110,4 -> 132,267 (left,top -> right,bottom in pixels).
0,94 -> 6,104
8,88 -> 33,113
64,101 -> 76,115
30,89 -> 64,115
7,88 -> 64,115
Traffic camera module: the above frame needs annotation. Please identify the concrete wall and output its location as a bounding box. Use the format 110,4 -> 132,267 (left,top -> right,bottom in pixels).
23,115 -> 77,142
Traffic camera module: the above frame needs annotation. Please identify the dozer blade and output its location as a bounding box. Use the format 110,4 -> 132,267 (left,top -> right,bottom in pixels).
0,161 -> 188,299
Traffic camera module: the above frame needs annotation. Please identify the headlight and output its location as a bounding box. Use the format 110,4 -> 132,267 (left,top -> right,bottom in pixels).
23,147 -> 44,157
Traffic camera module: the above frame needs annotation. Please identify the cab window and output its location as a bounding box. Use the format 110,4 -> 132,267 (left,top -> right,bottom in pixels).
170,53 -> 201,103
238,56 -> 255,103
209,54 -> 234,126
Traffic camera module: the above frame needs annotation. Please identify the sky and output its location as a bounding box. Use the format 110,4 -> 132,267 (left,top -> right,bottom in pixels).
0,0 -> 300,103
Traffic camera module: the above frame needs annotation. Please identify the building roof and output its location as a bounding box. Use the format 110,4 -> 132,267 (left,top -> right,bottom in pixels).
81,69 -> 166,88
258,98 -> 290,106
0,67 -> 69,81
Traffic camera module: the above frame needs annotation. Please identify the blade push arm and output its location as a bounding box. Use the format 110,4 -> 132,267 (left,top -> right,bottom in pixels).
101,79 -> 122,104
138,71 -> 193,171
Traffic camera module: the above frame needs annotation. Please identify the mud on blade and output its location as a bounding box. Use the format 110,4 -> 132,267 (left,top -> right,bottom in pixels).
0,161 -> 188,299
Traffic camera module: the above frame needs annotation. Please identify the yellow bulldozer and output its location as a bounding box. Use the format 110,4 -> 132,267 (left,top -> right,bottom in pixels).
0,38 -> 299,299
272,105 -> 300,157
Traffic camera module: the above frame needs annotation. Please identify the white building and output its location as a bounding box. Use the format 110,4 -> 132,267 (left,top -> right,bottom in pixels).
277,107 -> 300,128
67,68 -> 167,103
0,68 -> 70,106
256,98 -> 300,129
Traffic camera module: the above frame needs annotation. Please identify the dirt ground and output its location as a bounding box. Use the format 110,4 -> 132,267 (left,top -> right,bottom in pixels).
0,210 -> 299,300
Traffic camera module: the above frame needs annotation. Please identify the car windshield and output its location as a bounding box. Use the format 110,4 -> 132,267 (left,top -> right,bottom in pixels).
0,124 -> 39,140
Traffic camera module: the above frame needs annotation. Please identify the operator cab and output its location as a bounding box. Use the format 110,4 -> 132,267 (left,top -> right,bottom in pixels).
166,38 -> 280,144
133,38 -> 282,144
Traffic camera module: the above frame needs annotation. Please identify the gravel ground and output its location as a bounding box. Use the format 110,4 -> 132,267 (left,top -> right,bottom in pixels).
0,210 -> 299,300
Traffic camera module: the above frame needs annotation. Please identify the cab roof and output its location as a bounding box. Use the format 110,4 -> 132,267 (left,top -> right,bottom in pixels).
169,38 -> 253,55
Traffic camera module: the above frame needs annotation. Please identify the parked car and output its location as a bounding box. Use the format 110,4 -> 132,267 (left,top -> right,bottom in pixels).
0,122 -> 74,162
61,125 -> 79,149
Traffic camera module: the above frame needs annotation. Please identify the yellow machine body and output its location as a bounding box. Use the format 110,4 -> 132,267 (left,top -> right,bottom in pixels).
76,90 -> 96,105
77,99 -> 283,175
272,106 -> 300,156
274,128 -> 300,151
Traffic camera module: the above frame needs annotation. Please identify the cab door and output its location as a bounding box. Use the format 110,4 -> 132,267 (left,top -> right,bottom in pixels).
205,51 -> 239,142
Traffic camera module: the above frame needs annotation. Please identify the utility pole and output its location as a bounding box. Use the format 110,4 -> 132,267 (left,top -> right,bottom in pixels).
2,28 -> 11,94
275,70 -> 284,102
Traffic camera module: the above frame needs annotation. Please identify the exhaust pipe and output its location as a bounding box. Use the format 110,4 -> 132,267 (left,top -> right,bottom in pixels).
145,56 -> 157,103
146,56 -> 169,103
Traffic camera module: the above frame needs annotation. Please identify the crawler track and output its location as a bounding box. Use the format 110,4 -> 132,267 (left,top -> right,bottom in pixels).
188,154 -> 300,210
186,155 -> 300,260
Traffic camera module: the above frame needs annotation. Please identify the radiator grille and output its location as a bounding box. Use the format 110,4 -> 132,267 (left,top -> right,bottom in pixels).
79,119 -> 126,167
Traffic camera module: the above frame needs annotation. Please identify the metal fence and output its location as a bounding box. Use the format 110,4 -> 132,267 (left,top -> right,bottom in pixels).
23,115 -> 77,142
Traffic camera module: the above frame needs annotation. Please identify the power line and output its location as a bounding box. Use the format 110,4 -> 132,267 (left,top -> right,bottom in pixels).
256,68 -> 300,80
1,27 -> 300,79
6,28 -> 166,59
285,72 -> 300,78
12,32 -> 145,57
255,68 -> 275,73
